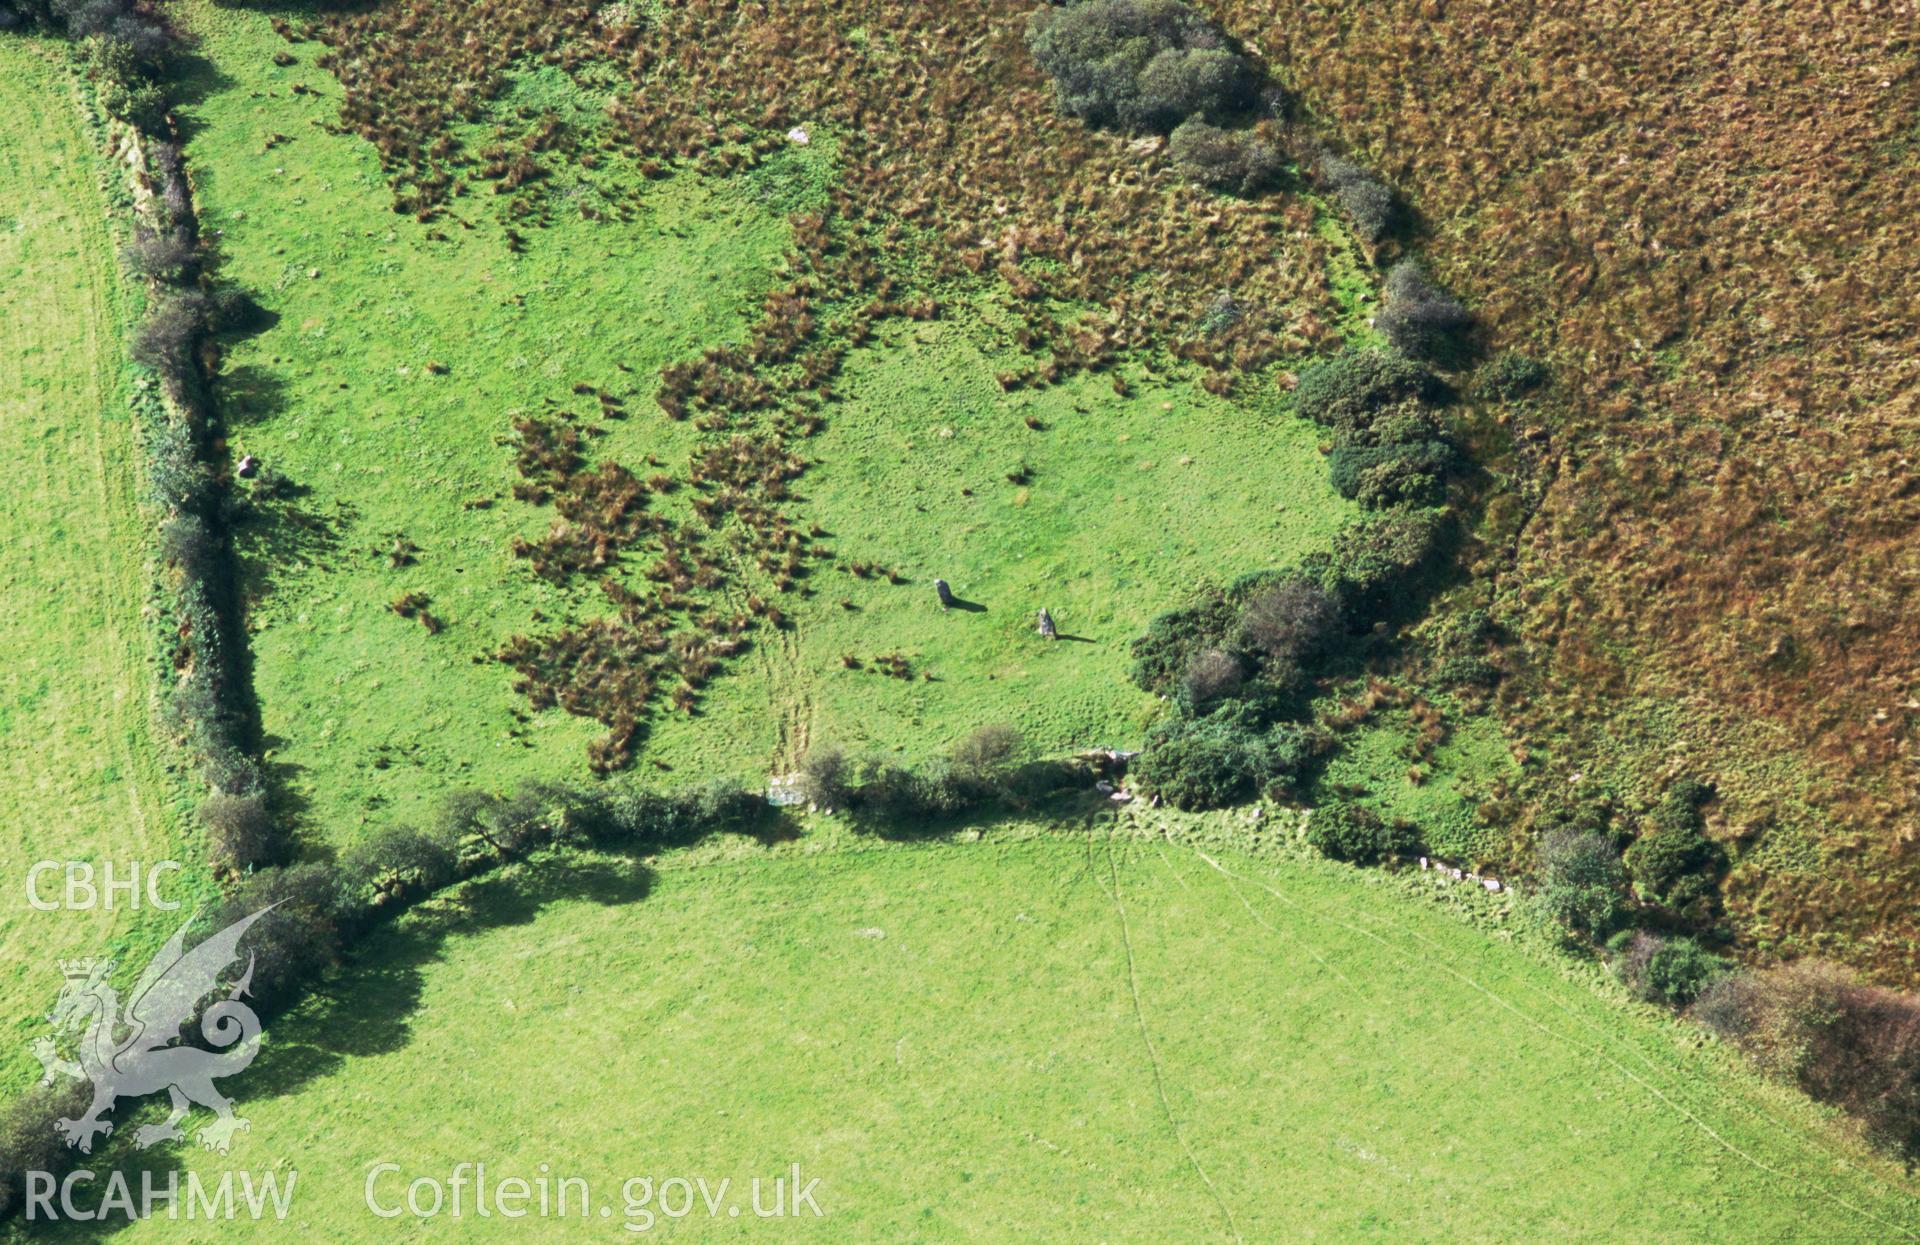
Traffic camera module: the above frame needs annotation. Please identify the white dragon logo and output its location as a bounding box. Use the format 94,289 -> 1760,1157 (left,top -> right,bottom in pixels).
30,906 -> 274,1155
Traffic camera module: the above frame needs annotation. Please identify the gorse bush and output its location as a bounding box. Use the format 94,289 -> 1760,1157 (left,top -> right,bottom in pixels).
1317,153 -> 1397,245
1305,803 -> 1416,864
214,863 -> 349,1006
1131,710 -> 1316,809
1422,607 -> 1501,692
1623,779 -> 1725,927
1132,571 -> 1349,707
1129,590 -> 1237,696
1026,0 -> 1257,133
1640,938 -> 1728,1006
1537,827 -> 1630,939
1608,931 -> 1727,1005
1132,721 -> 1248,808
1199,289 -> 1244,336
1480,351 -> 1548,400
1376,260 -> 1473,363
1294,348 -> 1441,432
1326,439 -> 1454,508
1167,116 -> 1282,195
1300,507 -> 1449,622
1332,398 -> 1447,450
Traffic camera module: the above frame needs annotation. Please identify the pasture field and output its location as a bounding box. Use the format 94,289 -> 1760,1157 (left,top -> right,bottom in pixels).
177,0 -> 1357,839
0,44 -> 214,1093
69,827 -> 1920,1242
176,1 -> 790,837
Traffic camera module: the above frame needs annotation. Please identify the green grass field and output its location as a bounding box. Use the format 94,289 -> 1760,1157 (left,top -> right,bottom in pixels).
0,42 -> 213,1094
640,314 -> 1356,776
174,1 -> 791,838
64,826 -> 1920,1242
175,1 -> 1355,843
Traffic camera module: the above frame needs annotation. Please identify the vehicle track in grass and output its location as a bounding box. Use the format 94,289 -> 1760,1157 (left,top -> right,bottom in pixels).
1091,831 -> 1244,1244
1181,841 -> 1920,1241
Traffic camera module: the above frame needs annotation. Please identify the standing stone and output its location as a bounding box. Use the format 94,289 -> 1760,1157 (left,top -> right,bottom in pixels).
934,579 -> 955,609
1036,607 -> 1056,639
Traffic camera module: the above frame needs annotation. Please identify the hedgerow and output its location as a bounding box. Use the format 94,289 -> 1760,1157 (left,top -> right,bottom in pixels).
1130,711 -> 1326,810
1126,367 -> 1459,810
0,729 -> 1077,1219
1,0 -> 276,911
1693,960 -> 1920,1167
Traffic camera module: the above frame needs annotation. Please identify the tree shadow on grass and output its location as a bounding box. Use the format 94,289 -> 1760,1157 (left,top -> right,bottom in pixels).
239,851 -> 656,1102
64,849 -> 655,1238
232,486 -> 353,604
162,50 -> 236,118
217,361 -> 289,427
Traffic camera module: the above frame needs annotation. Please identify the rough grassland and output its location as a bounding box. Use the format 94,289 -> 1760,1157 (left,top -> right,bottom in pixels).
78,830 -> 1920,1242
1317,708 -> 1518,865
178,0 -> 1354,835
1217,0 -> 1920,974
0,44 -> 215,1093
